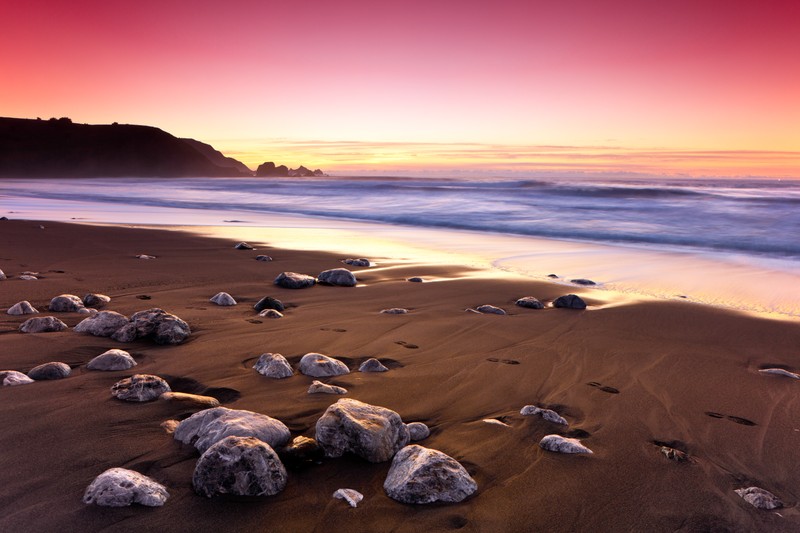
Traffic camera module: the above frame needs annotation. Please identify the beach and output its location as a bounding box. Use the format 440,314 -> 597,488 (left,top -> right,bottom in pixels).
1,218 -> 799,532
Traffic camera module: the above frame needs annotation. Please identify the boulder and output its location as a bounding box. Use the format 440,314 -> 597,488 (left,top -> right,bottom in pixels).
343,258 -> 370,267
193,436 -> 287,498
274,271 -> 316,289
83,293 -> 111,308
7,301 -> 39,315
298,353 -> 350,377
19,316 -> 68,333
253,296 -> 285,313
735,486 -> 783,510
28,362 -> 71,380
552,294 -> 587,309
48,294 -> 84,312
406,422 -> 430,441
515,297 -> 544,309
384,445 -> 477,504
111,374 -> 171,402
259,309 -> 284,319
86,349 -> 137,371
160,392 -> 220,408
317,268 -> 357,287
174,406 -> 291,453
380,308 -> 408,314
279,436 -> 323,470
209,292 -> 237,306
255,255 -> 273,262
315,398 -> 410,462
539,434 -> 592,454
308,380 -> 347,395
1,370 -> 35,386
111,308 -> 191,344
83,468 -> 169,507
475,304 -> 506,315
234,242 -> 254,250
359,358 -> 389,372
333,488 -> 364,508
570,279 -> 596,286
253,353 -> 293,379
74,310 -> 129,337
520,405 -> 568,425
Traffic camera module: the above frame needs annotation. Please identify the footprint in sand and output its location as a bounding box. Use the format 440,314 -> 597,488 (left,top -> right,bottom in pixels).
486,357 -> 520,365
587,381 -> 620,394
704,411 -> 756,426
395,341 -> 419,349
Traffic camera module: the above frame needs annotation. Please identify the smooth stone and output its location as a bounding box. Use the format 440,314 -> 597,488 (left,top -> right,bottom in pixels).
515,296 -> 545,309
539,434 -> 593,454
520,405 -> 568,425
279,436 -> 324,469
83,468 -> 169,507
234,242 -> 254,250
475,304 -> 507,315
253,353 -> 293,379
193,436 -> 287,498
19,275 -> 38,280
86,349 -> 137,371
407,277 -> 424,283
359,358 -> 388,373
274,271 -> 316,289
552,294 -> 587,309
19,316 -> 68,333
406,422 -> 430,441
317,268 -> 357,287
28,362 -> 71,380
49,294 -> 85,312
209,292 -> 237,306
571,278 -> 596,286
315,398 -> 410,463
7,301 -> 39,315
135,254 -> 156,259
1,370 -> 35,386
76,307 -> 96,315
111,374 -> 171,402
759,368 -> 800,379
384,445 -> 477,504
299,353 -> 350,377
255,255 -> 273,261
333,488 -> 364,507
74,310 -> 129,337
253,296 -> 285,312
380,308 -> 408,314
343,258 -> 370,267
174,406 -> 291,453
161,391 -> 220,407
735,486 -> 783,510
111,308 -> 191,344
83,293 -> 111,307
258,309 -> 284,319
308,380 -> 348,395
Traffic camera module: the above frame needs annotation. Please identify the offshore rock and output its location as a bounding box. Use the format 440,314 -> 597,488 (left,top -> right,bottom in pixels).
317,268 -> 357,287
48,294 -> 85,312
174,406 -> 291,453
539,434 -> 593,454
552,294 -> 587,309
74,310 -> 129,337
520,405 -> 568,426
7,301 -> 39,315
28,362 -> 71,380
254,296 -> 285,313
1,370 -> 35,386
384,445 -> 477,504
308,380 -> 347,394
193,436 -> 287,498
298,353 -> 349,377
515,296 -> 544,309
274,271 -> 316,289
111,374 -> 171,402
359,358 -> 389,372
209,292 -> 237,306
83,468 -> 169,507
253,353 -> 294,379
19,316 -> 68,333
86,349 -> 137,371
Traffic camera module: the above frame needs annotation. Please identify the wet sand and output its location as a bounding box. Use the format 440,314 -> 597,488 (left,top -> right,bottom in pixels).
1,219 -> 799,532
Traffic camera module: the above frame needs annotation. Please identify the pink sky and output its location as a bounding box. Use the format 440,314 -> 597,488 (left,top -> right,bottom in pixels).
2,0 -> 798,176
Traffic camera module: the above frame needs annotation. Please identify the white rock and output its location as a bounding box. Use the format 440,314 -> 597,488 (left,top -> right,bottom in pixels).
299,353 -> 350,377
174,406 -> 291,453
253,353 -> 293,378
384,445 -> 477,504
308,380 -> 347,395
406,422 -> 430,441
209,292 -> 237,306
74,311 -> 129,337
1,370 -> 35,386
333,488 -> 364,508
87,349 -> 137,371
539,434 -> 593,454
520,405 -> 568,425
0,269 -> 5,280
19,275 -> 38,281
380,308 -> 408,314
19,316 -> 68,333
7,301 -> 39,315
83,467 -> 169,507
359,358 -> 389,372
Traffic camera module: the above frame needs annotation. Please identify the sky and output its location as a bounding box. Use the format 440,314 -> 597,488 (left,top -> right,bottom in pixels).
2,0 -> 799,177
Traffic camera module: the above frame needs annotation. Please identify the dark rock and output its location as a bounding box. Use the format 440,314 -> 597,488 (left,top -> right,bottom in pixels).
210,292 -> 237,306
110,308 -> 191,344
111,374 -> 171,402
86,349 -> 137,371
407,277 -> 424,283
19,316 -> 68,333
539,434 -> 592,454
279,436 -> 323,470
7,301 -> 39,315
234,242 -> 253,250
315,398 -> 410,463
83,468 -> 169,507
28,362 -> 71,380
660,446 -> 690,462
174,406 -> 291,453
515,296 -> 544,309
83,293 -> 111,307
343,258 -> 370,267
384,445 -> 477,504
193,436 -> 287,498
1,370 -> 35,386
274,272 -> 316,289
48,294 -> 85,312
547,274 -> 559,278
255,255 -> 273,262
256,162 -> 289,177
253,353 -> 293,379
253,296 -> 285,313
74,310 -> 129,337
570,279 -> 596,286
406,422 -> 430,441
552,294 -> 587,309
359,358 -> 388,372
298,353 -> 349,377
735,486 -> 783,510
317,268 -> 357,287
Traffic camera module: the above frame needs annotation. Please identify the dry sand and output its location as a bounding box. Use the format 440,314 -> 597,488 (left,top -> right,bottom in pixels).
1,219 -> 799,532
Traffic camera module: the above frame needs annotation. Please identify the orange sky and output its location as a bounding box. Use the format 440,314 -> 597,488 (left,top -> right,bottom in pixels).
2,0 -> 798,177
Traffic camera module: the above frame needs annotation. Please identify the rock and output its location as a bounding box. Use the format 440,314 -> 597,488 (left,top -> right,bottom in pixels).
28,362 -> 71,380
515,296 -> 544,309
83,468 -> 169,507
274,271 -> 316,289
759,368 -> 800,379
135,254 -> 156,259
255,255 -> 273,262
19,275 -> 38,280
19,316 -> 68,333
571,278 -> 596,286
308,380 -> 348,394
407,277 -> 424,283
483,418 -> 511,427
253,296 -> 285,312
380,308 -> 408,314
74,310 -> 129,337
359,358 -> 388,372
193,436 -> 287,498
384,445 -> 477,504
7,301 -> 39,315
256,162 -> 290,177
259,309 -> 284,319
234,242 -> 254,250
539,434 -> 593,454
86,349 -> 137,371
660,446 -> 690,462
161,420 -> 179,434
333,488 -> 364,508
279,436 -> 323,469
317,268 -> 357,287
552,294 -> 587,309
21,271 -> 39,276
161,391 -> 220,407
111,374 -> 171,402
111,308 -> 191,344
253,353 -> 294,379
0,268 -> 5,280
406,422 -> 430,441
48,294 -> 84,312
475,304 -> 507,315
1,370 -> 35,386
174,406 -> 291,453
735,486 -> 783,510
83,293 -> 111,307
299,353 -> 350,377
343,258 -> 370,267
209,292 -> 237,306
315,398 -> 410,462
76,307 -> 96,315
520,405 -> 568,426
547,274 -> 560,279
